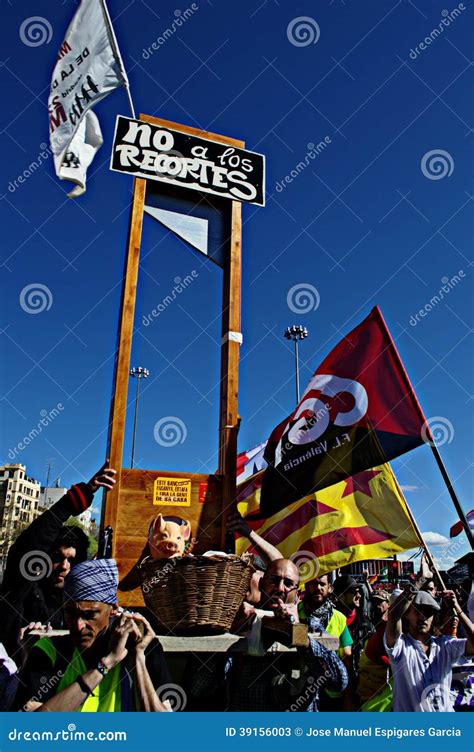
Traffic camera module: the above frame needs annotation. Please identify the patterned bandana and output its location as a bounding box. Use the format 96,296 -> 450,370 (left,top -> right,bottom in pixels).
305,597 -> 335,629
63,559 -> 119,605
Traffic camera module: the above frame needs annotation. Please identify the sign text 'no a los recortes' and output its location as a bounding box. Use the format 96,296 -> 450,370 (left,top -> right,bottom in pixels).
110,116 -> 265,206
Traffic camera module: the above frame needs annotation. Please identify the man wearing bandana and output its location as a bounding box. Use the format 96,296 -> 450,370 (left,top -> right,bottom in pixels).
299,574 -> 353,658
15,559 -> 171,712
298,574 -> 353,710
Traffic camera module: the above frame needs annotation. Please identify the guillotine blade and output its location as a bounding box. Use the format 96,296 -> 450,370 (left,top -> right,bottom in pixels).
144,180 -> 229,267
144,205 -> 209,255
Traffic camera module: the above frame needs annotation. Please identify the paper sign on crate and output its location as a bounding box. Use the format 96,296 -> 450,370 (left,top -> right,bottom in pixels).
153,476 -> 191,506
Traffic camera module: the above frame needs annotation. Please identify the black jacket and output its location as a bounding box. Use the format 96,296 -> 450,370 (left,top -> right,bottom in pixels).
0,483 -> 93,658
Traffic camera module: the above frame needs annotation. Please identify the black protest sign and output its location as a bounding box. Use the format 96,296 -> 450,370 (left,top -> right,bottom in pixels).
110,116 -> 265,206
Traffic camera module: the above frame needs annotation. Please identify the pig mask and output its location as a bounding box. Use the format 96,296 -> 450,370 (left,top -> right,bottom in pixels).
149,514 -> 191,560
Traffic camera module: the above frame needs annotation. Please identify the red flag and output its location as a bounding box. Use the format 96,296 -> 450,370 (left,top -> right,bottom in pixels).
450,510 -> 474,538
261,306 -> 427,516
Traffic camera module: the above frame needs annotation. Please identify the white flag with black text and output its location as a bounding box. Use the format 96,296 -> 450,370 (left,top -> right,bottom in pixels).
48,0 -> 128,196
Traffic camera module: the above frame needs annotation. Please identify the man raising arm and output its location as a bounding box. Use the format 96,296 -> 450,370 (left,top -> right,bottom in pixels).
384,586 -> 473,711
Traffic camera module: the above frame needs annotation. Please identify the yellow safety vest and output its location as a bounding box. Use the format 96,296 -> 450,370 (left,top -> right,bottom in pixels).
34,636 -> 123,712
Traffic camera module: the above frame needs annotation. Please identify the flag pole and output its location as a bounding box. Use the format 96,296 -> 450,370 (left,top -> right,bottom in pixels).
99,0 -> 136,118
374,306 -> 473,551
429,443 -> 473,549
405,505 -> 445,589
392,469 -> 445,588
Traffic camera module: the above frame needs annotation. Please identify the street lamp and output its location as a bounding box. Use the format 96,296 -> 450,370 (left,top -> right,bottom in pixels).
284,325 -> 308,404
130,366 -> 149,468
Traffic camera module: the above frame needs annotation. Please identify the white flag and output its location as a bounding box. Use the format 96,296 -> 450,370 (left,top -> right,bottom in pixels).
59,110 -> 103,198
48,0 -> 128,195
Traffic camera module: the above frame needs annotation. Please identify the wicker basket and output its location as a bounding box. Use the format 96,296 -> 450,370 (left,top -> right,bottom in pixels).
140,554 -> 254,634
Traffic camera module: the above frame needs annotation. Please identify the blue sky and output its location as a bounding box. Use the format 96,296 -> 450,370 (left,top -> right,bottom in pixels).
1,0 -> 472,568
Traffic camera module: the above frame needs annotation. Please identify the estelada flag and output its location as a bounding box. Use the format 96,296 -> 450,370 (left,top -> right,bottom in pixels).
450,509 -> 474,538
236,464 -> 422,576
261,306 -> 428,516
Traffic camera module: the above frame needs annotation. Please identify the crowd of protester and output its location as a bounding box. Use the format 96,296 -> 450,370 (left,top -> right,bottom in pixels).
0,465 -> 472,713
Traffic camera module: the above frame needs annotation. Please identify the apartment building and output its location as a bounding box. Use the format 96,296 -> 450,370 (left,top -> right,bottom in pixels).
0,464 -> 41,562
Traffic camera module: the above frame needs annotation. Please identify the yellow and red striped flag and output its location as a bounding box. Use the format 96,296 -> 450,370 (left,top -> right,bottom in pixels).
235,463 -> 421,575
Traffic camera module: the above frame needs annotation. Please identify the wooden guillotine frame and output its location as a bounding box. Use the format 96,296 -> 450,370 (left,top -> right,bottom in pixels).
100,114 -> 264,606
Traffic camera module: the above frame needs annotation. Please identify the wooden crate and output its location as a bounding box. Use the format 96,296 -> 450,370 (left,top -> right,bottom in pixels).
114,468 -> 223,607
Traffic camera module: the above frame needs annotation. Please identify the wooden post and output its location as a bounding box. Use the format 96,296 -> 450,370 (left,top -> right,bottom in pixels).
218,200 -> 242,547
102,177 -> 146,534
